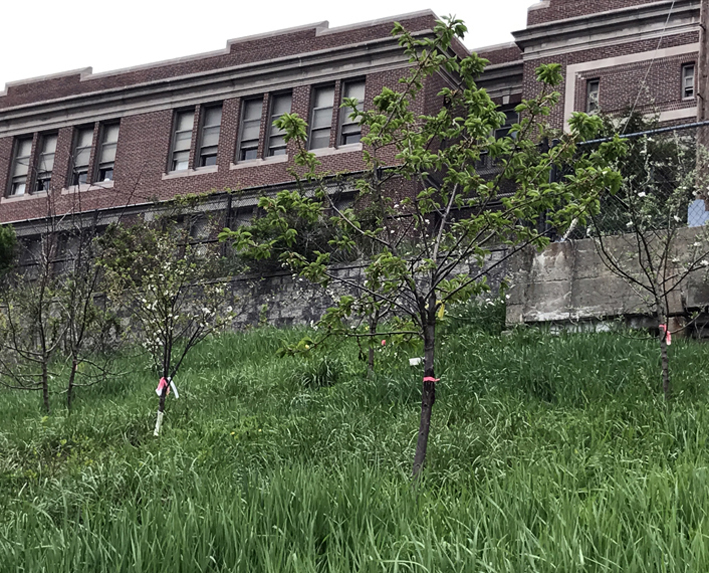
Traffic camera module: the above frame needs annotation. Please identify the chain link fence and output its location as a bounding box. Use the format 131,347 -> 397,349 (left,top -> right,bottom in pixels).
559,121 -> 709,240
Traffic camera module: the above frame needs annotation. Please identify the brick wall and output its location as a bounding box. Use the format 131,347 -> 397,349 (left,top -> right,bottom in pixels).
0,65 -> 433,224
0,10 -> 469,226
522,32 -> 699,129
477,44 -> 523,66
573,53 -> 698,116
528,0 -> 666,26
0,13 -> 442,109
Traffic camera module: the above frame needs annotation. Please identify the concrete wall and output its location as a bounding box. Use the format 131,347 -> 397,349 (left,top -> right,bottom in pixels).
506,228 -> 709,329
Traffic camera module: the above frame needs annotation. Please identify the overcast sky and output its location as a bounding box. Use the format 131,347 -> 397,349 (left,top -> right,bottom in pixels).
0,0 -> 539,91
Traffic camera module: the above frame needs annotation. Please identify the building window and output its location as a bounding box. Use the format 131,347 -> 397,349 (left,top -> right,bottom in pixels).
309,85 -> 335,150
238,98 -> 263,161
476,108 -> 519,170
9,137 -> 32,196
586,79 -> 600,115
96,123 -> 119,182
198,105 -> 222,167
339,80 -> 365,145
682,64 -> 695,100
267,93 -> 292,157
34,133 -> 57,192
72,127 -> 94,185
170,110 -> 194,171
494,109 -> 519,140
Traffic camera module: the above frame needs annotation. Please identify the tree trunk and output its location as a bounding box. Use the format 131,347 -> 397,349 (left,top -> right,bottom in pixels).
154,385 -> 168,436
367,310 -> 379,375
412,320 -> 436,477
659,331 -> 671,401
154,372 -> 169,437
67,358 -> 78,411
42,360 -> 50,414
657,306 -> 671,401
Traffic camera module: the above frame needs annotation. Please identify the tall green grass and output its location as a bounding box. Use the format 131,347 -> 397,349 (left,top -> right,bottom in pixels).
3,314 -> 709,571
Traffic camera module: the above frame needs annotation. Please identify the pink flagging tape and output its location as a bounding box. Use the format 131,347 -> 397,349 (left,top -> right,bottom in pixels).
423,376 -> 440,383
659,324 -> 672,346
156,377 -> 170,397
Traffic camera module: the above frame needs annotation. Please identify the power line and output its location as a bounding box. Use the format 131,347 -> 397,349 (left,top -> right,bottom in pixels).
622,0 -> 677,133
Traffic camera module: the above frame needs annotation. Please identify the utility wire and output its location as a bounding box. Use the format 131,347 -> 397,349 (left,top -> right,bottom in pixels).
623,0 -> 677,133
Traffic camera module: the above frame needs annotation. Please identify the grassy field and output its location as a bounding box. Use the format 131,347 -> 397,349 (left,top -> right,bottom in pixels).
3,305 -> 709,571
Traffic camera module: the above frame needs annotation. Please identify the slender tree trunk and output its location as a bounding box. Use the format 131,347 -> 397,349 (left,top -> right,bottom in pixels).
158,386 -> 168,414
368,316 -> 376,374
659,331 -> 671,401
657,305 -> 671,401
412,320 -> 436,477
67,358 -> 78,410
41,360 -> 50,414
367,308 -> 381,375
154,364 -> 169,436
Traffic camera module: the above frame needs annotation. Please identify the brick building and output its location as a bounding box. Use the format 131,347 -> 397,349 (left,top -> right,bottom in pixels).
0,11 -> 465,242
0,1 -> 702,241
477,0 -> 701,133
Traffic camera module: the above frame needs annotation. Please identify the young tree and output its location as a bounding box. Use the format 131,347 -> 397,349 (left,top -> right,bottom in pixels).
59,222 -> 123,410
0,214 -> 67,413
0,149 -> 147,412
101,213 -> 235,436
222,17 -> 623,475
0,208 -> 122,412
586,121 -> 709,400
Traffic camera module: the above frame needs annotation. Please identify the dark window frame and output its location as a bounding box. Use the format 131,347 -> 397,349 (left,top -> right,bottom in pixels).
197,104 -> 222,168
71,126 -> 95,186
308,84 -> 335,150
34,132 -> 58,193
95,122 -> 120,182
169,108 -> 195,172
267,92 -> 292,157
682,63 -> 696,101
586,79 -> 600,115
338,79 -> 366,146
237,96 -> 264,162
8,136 -> 33,197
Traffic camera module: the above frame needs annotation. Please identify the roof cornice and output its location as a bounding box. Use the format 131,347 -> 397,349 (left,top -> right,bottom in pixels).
513,0 -> 700,59
0,32 -> 430,138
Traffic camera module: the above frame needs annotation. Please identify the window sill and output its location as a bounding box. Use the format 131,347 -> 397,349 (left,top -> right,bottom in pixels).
230,154 -> 288,170
61,180 -> 115,195
1,191 -> 47,204
162,165 -> 218,180
311,143 -> 362,157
